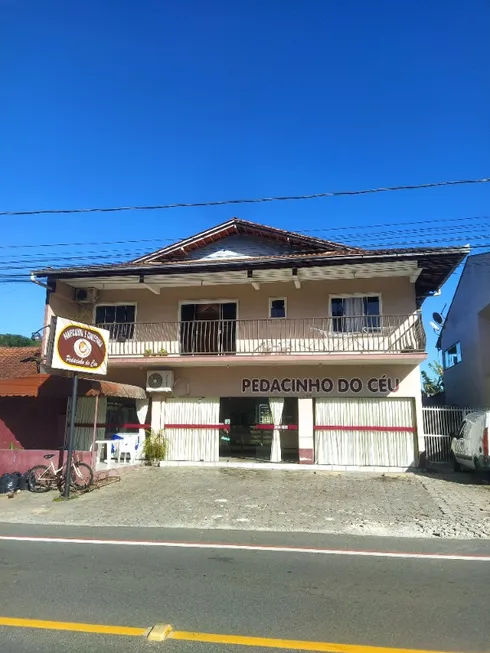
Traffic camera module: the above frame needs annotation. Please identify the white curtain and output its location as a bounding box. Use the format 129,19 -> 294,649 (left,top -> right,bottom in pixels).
135,398 -> 149,460
269,397 -> 284,462
343,297 -> 365,332
67,396 -> 107,451
315,398 -> 416,467
163,398 -> 220,462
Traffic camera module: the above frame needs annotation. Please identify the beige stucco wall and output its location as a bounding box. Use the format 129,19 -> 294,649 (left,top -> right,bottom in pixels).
108,362 -> 423,460
47,276 -> 417,326
440,254 -> 490,407
108,363 -> 421,399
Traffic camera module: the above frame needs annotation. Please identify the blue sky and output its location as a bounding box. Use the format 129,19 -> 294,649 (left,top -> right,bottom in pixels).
1,0 -> 489,368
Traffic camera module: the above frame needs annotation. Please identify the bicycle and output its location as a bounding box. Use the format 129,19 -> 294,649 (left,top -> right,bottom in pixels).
27,450 -> 94,493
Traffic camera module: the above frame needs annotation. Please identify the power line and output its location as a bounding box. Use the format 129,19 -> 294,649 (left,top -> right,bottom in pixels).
0,214 -> 488,252
1,177 -> 489,217
0,241 -> 487,281
0,231 -> 483,271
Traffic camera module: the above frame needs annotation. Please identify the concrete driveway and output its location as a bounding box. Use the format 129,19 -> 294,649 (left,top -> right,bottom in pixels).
1,467 -> 489,538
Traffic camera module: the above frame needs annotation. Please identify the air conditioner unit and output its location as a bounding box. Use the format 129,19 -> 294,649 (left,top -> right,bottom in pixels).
74,288 -> 98,304
146,370 -> 174,393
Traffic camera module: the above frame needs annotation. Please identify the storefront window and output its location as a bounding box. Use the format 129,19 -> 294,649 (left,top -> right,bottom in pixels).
219,397 -> 298,462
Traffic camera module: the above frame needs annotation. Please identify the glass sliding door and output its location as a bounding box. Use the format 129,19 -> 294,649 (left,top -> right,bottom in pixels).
180,302 -> 237,354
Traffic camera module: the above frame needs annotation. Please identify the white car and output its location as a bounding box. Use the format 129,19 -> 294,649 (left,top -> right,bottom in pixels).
451,411 -> 490,472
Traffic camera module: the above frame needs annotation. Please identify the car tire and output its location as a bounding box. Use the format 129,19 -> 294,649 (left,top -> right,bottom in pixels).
452,456 -> 462,472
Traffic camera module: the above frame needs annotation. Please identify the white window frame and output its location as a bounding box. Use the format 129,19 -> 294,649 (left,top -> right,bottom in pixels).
443,342 -> 462,369
93,302 -> 138,341
93,302 -> 138,325
269,297 -> 287,319
328,293 -> 382,334
328,293 -> 383,317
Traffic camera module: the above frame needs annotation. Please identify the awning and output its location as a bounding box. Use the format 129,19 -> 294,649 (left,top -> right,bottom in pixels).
0,374 -> 147,399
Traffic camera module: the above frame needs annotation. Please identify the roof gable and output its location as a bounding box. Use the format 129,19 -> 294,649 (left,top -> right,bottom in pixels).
132,218 -> 361,264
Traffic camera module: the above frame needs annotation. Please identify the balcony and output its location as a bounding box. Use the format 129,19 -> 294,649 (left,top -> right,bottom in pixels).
99,314 -> 426,360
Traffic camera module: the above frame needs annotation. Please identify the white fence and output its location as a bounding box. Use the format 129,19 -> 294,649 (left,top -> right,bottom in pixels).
423,406 -> 489,465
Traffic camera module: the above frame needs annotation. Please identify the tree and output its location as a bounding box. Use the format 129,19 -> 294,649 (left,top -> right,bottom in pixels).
421,361 -> 444,396
0,333 -> 37,347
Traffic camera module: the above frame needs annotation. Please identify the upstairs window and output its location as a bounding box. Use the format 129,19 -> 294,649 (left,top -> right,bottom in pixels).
331,295 -> 380,333
443,342 -> 462,369
95,304 -> 136,340
269,298 -> 287,319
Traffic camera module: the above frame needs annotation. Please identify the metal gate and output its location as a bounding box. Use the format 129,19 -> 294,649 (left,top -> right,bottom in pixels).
315,398 -> 417,467
422,406 -> 490,464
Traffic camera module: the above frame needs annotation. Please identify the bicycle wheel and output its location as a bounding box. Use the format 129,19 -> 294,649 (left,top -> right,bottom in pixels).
71,462 -> 94,490
27,465 -> 53,493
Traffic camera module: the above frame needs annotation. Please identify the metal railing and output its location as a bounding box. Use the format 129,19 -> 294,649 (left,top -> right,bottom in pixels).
98,313 -> 425,357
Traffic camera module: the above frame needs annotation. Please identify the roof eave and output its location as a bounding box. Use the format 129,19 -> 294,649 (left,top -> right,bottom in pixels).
34,245 -> 470,281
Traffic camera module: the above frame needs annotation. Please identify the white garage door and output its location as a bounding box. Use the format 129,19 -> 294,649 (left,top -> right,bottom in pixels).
315,398 -> 416,467
163,398 -> 220,462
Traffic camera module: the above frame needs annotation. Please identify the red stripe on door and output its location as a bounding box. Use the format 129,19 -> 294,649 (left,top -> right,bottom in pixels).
164,424 -> 230,430
315,425 -> 415,433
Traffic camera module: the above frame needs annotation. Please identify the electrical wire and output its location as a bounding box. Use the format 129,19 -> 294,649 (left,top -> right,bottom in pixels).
0,231 -> 484,272
0,220 -> 487,266
0,213 -> 488,252
0,242 -> 488,284
1,177 -> 489,217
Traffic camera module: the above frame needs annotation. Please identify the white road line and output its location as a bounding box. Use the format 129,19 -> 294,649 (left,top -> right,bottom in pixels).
0,535 -> 489,561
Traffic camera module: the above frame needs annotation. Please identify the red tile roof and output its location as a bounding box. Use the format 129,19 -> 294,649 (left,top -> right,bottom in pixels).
0,347 -> 40,380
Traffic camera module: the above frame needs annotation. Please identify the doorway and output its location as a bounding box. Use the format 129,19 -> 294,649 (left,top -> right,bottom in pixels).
219,397 -> 298,462
180,302 -> 237,354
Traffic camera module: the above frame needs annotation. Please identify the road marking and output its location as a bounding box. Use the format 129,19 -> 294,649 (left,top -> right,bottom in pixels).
170,630 -> 457,653
0,617 -> 462,653
0,534 -> 489,562
0,616 -> 146,637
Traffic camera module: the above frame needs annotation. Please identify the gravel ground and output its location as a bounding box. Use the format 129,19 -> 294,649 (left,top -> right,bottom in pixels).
1,467 -> 490,538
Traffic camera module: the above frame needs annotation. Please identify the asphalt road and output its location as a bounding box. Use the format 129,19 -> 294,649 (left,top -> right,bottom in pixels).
1,524 -> 489,653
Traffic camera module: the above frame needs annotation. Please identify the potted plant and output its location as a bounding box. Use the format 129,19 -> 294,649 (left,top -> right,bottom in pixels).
142,429 -> 167,466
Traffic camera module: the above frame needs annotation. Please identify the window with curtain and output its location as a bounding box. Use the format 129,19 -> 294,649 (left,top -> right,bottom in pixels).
95,304 -> 136,340
331,296 -> 380,333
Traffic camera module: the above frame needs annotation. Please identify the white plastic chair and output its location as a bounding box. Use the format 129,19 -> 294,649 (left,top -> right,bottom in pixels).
118,436 -> 138,464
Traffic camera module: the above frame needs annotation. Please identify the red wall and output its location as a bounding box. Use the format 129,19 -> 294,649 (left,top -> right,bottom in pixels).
0,449 -> 94,475
0,397 -> 67,450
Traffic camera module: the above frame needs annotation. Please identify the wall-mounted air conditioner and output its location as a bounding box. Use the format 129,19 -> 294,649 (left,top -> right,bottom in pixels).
74,288 -> 98,304
146,370 -> 174,393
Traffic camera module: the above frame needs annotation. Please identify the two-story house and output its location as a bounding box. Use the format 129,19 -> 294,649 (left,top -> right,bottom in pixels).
439,251 -> 490,407
33,218 -> 467,470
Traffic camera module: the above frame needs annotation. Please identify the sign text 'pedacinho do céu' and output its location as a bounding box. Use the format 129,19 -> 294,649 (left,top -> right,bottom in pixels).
242,376 -> 400,395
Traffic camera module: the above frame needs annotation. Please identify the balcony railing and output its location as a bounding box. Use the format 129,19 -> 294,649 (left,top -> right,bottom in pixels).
98,314 -> 426,357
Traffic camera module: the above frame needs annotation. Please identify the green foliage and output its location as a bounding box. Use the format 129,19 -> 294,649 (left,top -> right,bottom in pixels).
0,333 -> 37,347
422,361 -> 444,396
143,348 -> 168,357
143,429 -> 167,464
